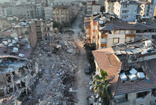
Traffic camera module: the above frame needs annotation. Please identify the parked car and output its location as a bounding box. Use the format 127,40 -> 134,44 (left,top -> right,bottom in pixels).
84,66 -> 91,74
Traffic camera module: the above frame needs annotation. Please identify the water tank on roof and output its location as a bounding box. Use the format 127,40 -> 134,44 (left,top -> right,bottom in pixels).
137,72 -> 145,79
129,74 -> 137,81
145,40 -> 152,48
120,72 -> 127,81
12,47 -> 18,53
3,41 -> 8,46
129,68 -> 137,75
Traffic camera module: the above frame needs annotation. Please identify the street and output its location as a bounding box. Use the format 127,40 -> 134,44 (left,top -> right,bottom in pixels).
72,18 -> 91,105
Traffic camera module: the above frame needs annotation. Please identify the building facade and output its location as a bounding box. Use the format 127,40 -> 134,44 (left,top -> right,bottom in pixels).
53,5 -> 71,23
89,13 -> 136,49
93,40 -> 156,105
114,1 -> 140,22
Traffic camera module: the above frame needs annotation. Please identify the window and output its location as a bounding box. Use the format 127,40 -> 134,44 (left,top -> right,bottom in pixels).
113,38 -> 119,43
122,10 -> 127,13
137,91 -> 149,98
122,15 -> 127,19
123,5 -> 127,8
120,30 -> 125,34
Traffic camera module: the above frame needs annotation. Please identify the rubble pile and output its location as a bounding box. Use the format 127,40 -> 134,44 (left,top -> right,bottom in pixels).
0,36 -> 39,105
21,33 -> 79,105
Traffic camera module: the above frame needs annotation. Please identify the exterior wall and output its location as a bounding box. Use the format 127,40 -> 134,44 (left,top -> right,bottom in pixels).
0,5 -> 37,19
98,32 -> 107,49
92,5 -> 101,13
114,2 -> 121,18
135,32 -> 156,41
105,1 -> 114,13
107,34 -> 126,47
53,7 -> 71,23
97,0 -> 105,6
140,3 -> 155,19
90,17 -> 98,44
86,4 -> 92,14
112,90 -> 156,105
98,30 -> 136,49
85,28 -> 90,37
36,5 -> 44,19
44,6 -> 53,20
114,2 -> 140,22
29,22 -> 37,48
154,5 -> 156,16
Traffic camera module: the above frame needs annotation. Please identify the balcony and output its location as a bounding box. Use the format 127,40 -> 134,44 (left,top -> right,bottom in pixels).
125,34 -> 136,37
101,43 -> 107,47
101,34 -> 107,38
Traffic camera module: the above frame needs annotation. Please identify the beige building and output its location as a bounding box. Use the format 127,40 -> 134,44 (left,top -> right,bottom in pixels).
89,13 -> 136,49
84,17 -> 91,38
105,0 -> 116,13
53,5 -> 71,23
86,1 -> 101,15
92,40 -> 156,105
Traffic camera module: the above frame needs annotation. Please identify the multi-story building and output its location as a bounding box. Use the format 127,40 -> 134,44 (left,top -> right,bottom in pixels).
52,5 -> 71,23
93,40 -> 156,105
0,3 -> 43,19
0,36 -> 38,99
140,2 -> 155,19
71,3 -> 80,18
89,13 -> 136,49
105,0 -> 116,13
114,1 -> 141,22
86,1 -> 101,15
106,0 -> 156,22
44,6 -> 53,20
84,17 -> 91,38
36,4 -> 44,19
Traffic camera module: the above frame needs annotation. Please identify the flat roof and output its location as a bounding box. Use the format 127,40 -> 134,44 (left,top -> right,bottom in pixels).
93,40 -> 156,96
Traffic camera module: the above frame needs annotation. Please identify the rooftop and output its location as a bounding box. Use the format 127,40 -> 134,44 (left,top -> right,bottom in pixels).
99,19 -> 136,30
93,40 -> 156,96
132,22 -> 156,30
121,1 -> 140,5
0,37 -> 31,59
53,5 -> 70,9
92,48 -> 122,96
90,12 -> 136,30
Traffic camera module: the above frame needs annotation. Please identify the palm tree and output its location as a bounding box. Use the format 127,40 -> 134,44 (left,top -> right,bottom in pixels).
92,69 -> 112,105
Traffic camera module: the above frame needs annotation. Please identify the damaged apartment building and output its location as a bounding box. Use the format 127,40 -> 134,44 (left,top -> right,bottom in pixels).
93,39 -> 156,105
0,36 -> 38,99
0,19 -> 53,46
0,19 -> 53,100
84,12 -> 156,50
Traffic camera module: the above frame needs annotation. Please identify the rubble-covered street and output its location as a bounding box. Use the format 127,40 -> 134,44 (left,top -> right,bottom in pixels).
20,19 -> 91,104
20,32 -> 78,105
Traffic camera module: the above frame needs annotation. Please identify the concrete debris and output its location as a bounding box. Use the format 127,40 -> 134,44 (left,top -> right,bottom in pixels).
0,36 -> 38,105
20,33 -> 79,105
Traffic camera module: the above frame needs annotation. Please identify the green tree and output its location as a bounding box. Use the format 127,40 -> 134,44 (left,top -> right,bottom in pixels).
84,43 -> 96,73
92,70 -> 112,105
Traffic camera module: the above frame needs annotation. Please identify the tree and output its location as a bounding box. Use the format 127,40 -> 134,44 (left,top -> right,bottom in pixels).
84,43 -> 96,73
92,70 -> 112,105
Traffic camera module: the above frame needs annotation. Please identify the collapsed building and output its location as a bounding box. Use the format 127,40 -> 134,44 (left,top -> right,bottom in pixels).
92,39 -> 156,105
0,19 -> 53,48
0,36 -> 38,100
